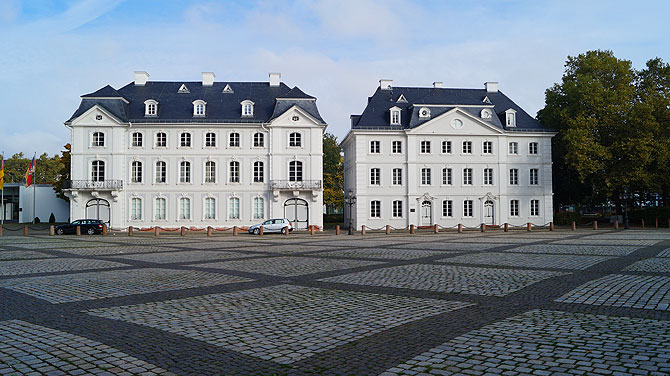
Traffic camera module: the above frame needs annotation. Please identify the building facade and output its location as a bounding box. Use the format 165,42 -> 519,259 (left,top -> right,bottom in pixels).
342,80 -> 554,229
1,184 -> 69,223
65,72 -> 326,230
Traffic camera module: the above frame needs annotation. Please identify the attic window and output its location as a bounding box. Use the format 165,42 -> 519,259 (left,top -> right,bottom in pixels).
419,107 -> 431,119
505,109 -> 517,127
144,99 -> 158,117
178,84 -> 190,93
241,100 -> 254,117
482,96 -> 491,104
193,100 -> 207,117
222,84 -> 233,93
480,108 -> 492,119
389,106 -> 401,125
397,94 -> 407,103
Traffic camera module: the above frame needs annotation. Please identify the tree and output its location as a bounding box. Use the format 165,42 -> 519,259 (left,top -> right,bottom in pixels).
322,133 -> 343,213
52,144 -> 71,202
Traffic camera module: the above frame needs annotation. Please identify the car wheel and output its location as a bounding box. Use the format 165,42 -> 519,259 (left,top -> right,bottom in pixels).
281,227 -> 287,234
253,228 -> 260,235
87,228 -> 95,235
57,228 -> 64,235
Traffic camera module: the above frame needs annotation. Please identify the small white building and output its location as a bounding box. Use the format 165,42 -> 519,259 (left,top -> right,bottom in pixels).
342,80 -> 555,229
64,72 -> 326,230
1,183 -> 69,223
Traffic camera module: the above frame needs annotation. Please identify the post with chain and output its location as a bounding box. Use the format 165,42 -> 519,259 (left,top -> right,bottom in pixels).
458,223 -> 463,233
76,226 -> 81,236
527,222 -> 532,232
233,226 -> 238,236
434,224 -> 439,234
361,225 -> 366,236
128,226 -> 133,236
614,219 -> 619,230
549,222 -> 554,231
24,225 -> 28,236
480,223 -> 485,233
154,227 -> 160,237
207,226 -> 212,237
572,221 -> 576,231
504,223 -> 509,232
102,225 -> 107,236
386,225 -> 390,235
593,221 -> 598,230
181,226 -> 186,237
335,225 -> 340,235
410,224 -> 415,234
49,225 -> 55,236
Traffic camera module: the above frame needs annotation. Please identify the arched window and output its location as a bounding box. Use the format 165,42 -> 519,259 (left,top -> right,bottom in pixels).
131,161 -> 142,183
289,132 -> 301,147
131,198 -> 142,220
229,132 -> 240,147
180,132 -> 191,147
253,197 -> 264,219
91,160 -> 105,181
229,161 -> 240,183
229,197 -> 240,219
144,99 -> 158,116
155,161 -> 166,183
92,132 -> 105,147
241,100 -> 254,117
132,132 -> 143,147
156,132 -> 167,147
253,161 -> 264,183
289,161 -> 303,182
205,132 -> 216,147
204,197 -> 216,219
155,197 -> 166,220
179,197 -> 191,220
193,100 -> 206,116
180,161 -> 191,183
253,132 -> 264,147
205,161 -> 216,183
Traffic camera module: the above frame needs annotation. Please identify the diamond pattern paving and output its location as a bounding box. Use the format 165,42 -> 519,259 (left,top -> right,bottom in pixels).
0,258 -> 127,276
503,243 -> 641,256
193,256 -> 384,277
624,258 -> 670,273
103,250 -> 254,264
441,252 -> 613,270
87,285 -> 472,364
318,248 -> 452,260
0,250 -> 55,260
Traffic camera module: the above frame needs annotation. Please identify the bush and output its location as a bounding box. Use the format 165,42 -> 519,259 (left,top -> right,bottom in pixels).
324,213 -> 343,224
629,207 -> 670,227
49,213 -> 56,223
554,211 -> 583,225
34,217 -> 41,224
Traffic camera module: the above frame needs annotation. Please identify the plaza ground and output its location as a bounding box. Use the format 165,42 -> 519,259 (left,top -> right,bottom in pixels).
0,229 -> 669,375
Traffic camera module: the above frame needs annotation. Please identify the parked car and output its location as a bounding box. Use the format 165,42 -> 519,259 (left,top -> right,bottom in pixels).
248,218 -> 293,235
55,219 -> 105,235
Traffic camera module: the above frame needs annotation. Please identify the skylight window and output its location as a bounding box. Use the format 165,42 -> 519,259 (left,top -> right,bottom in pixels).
178,84 -> 190,93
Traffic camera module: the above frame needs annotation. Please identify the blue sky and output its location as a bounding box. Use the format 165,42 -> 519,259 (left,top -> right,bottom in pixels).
1,0 -> 668,156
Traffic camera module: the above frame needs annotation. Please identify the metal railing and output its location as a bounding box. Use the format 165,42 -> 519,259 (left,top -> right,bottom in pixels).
270,180 -> 322,190
63,180 -> 124,190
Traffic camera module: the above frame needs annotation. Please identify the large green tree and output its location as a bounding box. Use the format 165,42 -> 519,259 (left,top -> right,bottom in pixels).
322,132 -> 343,213
2,151 -> 64,186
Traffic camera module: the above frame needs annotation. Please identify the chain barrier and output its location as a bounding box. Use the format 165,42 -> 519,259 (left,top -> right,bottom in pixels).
363,226 -> 388,231
389,225 -> 410,230
437,224 -> 461,230
1,226 -> 24,232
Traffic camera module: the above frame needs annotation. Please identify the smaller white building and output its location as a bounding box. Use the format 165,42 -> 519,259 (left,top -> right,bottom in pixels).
1,183 -> 69,223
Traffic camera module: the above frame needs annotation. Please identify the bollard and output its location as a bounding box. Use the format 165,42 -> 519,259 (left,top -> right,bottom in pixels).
614,220 -> 619,230
310,225 -> 315,235
480,223 -> 486,233
504,223 -> 509,232
154,226 -> 160,237
549,222 -> 554,231
434,224 -> 439,234
207,226 -> 212,237
0,225 -> 3,236
361,225 -> 366,235
641,218 -> 645,228
76,226 -> 81,236
50,225 -> 55,236
527,222 -> 532,232
458,223 -> 463,233
335,225 -> 340,235
656,218 -> 659,229
410,224 -> 415,234
24,225 -> 28,236
128,226 -> 133,236
572,221 -> 576,231
233,226 -> 238,236
181,226 -> 186,237
102,225 -> 107,236
593,221 -> 598,230
260,225 -> 264,236
386,225 -> 390,235
668,217 -> 670,228
284,226 -> 289,236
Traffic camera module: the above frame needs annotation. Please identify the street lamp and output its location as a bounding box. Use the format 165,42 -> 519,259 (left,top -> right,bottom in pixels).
623,187 -> 630,230
344,188 -> 357,235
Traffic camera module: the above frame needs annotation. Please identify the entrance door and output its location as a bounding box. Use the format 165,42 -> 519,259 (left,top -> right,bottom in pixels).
420,200 -> 432,226
484,200 -> 494,225
284,198 -> 309,230
86,198 -> 110,226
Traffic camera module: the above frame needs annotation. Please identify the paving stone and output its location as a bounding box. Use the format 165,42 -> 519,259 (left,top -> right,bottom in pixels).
0,258 -> 127,276
503,244 -> 641,256
193,256 -> 384,276
318,248 -> 454,260
624,258 -> 670,273
0,250 -> 56,261
441,253 -> 613,270
102,250 -> 254,264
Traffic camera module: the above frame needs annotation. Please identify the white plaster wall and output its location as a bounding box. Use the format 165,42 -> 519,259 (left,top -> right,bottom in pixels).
19,185 -> 69,223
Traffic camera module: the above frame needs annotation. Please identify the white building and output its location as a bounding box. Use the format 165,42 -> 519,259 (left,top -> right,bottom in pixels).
342,80 -> 555,229
1,183 -> 69,223
65,72 -> 326,230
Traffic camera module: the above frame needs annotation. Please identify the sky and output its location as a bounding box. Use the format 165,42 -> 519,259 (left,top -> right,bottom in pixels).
0,0 -> 668,157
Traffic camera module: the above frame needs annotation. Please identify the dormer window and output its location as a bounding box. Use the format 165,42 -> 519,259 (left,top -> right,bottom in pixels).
419,107 -> 431,119
389,106 -> 401,125
241,100 -> 254,117
144,99 -> 158,117
505,108 -> 517,127
480,108 -> 492,119
193,100 -> 206,117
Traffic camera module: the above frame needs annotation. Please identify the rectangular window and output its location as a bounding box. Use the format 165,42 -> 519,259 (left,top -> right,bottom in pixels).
289,161 -> 303,182
442,168 -> 452,185
179,198 -> 190,220
229,197 -> 240,219
392,168 -> 402,186
370,140 -> 381,154
509,142 -> 518,154
204,197 -> 216,219
131,162 -> 142,183
392,141 -> 402,154
463,200 -> 473,217
253,133 -> 264,147
392,200 -> 403,218
156,132 -> 167,147
463,168 -> 472,185
370,168 -> 380,185
530,169 -> 539,185
180,133 -> 191,147
510,200 -> 519,216
509,169 -> 519,185
93,132 -> 104,147
421,168 -> 431,185
253,162 -> 264,183
483,168 -> 493,185
530,200 -> 540,216
462,141 -> 472,154
391,110 -> 400,125
131,198 -> 141,220
205,162 -> 216,183
205,133 -> 216,147
229,133 -> 240,147
483,141 -> 493,154
92,161 -> 105,181
132,133 -> 143,147
229,161 -> 240,183
442,200 -> 453,217
155,162 -> 166,183
420,140 -> 431,154
180,162 -> 190,183
529,142 -> 539,155
253,197 -> 264,219
155,198 -> 166,220
442,140 -> 452,154
370,200 -> 381,218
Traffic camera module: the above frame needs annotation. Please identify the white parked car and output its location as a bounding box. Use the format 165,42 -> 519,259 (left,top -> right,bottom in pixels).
248,218 -> 293,235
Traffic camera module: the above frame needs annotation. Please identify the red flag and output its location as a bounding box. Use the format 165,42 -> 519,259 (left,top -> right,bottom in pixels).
25,154 -> 36,187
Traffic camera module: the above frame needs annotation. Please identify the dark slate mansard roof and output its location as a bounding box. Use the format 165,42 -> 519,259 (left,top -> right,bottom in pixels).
67,81 -> 326,125
351,86 -> 548,132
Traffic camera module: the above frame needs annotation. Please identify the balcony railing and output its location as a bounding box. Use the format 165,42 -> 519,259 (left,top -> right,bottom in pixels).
63,180 -> 124,190
270,180 -> 322,190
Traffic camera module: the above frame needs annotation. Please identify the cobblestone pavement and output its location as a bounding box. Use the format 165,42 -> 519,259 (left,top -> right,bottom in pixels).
0,229 -> 668,375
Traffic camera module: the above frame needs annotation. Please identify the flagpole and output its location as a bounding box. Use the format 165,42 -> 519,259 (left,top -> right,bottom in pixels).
1,151 -> 4,226
32,153 -> 36,224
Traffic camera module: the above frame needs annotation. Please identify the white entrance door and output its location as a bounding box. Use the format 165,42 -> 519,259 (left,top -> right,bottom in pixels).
484,200 -> 494,225
421,201 -> 432,226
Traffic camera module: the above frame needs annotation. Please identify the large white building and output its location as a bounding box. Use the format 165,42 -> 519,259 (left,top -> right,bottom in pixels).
65,72 -> 326,230
342,80 -> 555,229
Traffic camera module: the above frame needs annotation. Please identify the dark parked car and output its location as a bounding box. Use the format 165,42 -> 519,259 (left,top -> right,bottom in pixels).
55,219 -> 105,235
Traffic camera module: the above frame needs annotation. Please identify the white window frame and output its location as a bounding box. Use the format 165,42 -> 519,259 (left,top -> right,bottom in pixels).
92,132 -> 105,147
193,100 -> 206,117
253,132 -> 264,148
441,140 -> 452,154
131,132 -> 143,148
155,161 -> 167,184
392,168 -> 402,186
154,197 -> 167,220
205,161 -> 216,183
370,168 -> 381,186
510,200 -> 520,217
289,160 -> 303,182
483,168 -> 493,185
229,132 -> 241,147
241,100 -> 254,117
370,200 -> 381,218
130,197 -> 142,220
392,200 -> 403,218
144,99 -> 158,117
529,142 -> 539,155
463,168 -> 473,185
420,140 -> 431,154
462,141 -> 472,154
155,132 -> 167,148
392,140 -> 402,154
442,168 -> 452,185
91,160 -> 105,182
253,196 -> 264,220
229,161 -> 240,183
131,161 -> 143,183
253,161 -> 264,183
509,142 -> 518,155
179,161 -> 191,184
289,132 -> 302,148
421,168 -> 431,186
204,197 -> 216,220
509,169 -> 519,185
530,168 -> 539,185
390,106 -> 401,125
530,199 -> 540,216
205,132 -> 216,148
483,141 -> 493,154
228,197 -> 240,220
442,200 -> 453,217
370,140 -> 381,154
179,197 -> 191,220
463,200 -> 474,218
180,132 -> 192,148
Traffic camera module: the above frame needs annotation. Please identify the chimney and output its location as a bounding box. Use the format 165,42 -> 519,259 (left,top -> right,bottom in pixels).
433,81 -> 443,88
269,72 -> 281,87
134,71 -> 149,86
485,82 -> 499,93
379,79 -> 393,90
202,72 -> 215,86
